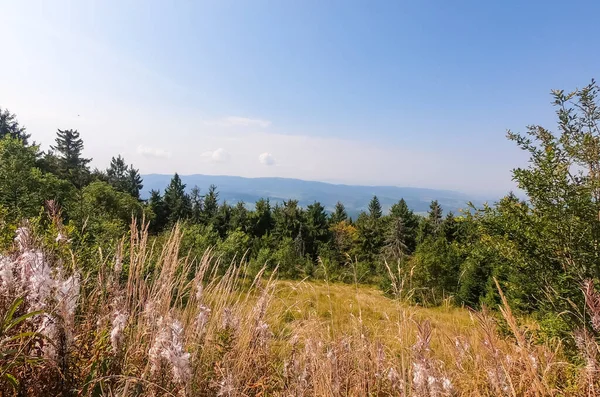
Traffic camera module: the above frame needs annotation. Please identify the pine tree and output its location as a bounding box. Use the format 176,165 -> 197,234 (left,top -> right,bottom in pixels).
230,201 -> 249,232
251,198 -> 273,237
163,173 -> 191,224
274,200 -> 304,240
202,184 -> 219,224
441,212 -> 459,243
389,198 -> 418,253
215,202 -> 232,238
106,155 -> 128,192
0,107 -> 30,144
148,189 -> 168,233
384,217 -> 409,261
126,167 -> 143,199
305,201 -> 330,259
189,186 -> 203,224
416,200 -> 444,244
355,210 -> 384,266
428,200 -> 443,231
368,195 -> 383,219
50,129 -> 91,187
106,155 -> 143,199
329,201 -> 348,224
107,156 -> 128,185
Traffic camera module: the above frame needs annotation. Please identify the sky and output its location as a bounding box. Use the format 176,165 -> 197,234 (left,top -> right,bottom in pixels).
2,0 -> 600,196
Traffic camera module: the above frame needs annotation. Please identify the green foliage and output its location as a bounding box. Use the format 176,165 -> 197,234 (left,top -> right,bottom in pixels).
304,201 -> 330,260
5,81 -> 600,341
148,189 -> 168,233
216,229 -> 250,267
329,201 -> 348,224
250,198 -> 273,237
368,195 -> 382,219
0,138 -> 73,223
412,236 -> 461,304
70,181 -> 146,245
355,211 -> 384,266
0,297 -> 44,391
202,184 -> 220,224
50,129 -> 91,188
0,107 -> 30,144
164,173 -> 192,225
106,155 -> 143,199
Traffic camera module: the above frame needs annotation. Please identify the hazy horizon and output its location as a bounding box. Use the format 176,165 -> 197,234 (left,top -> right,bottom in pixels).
3,1 -> 599,196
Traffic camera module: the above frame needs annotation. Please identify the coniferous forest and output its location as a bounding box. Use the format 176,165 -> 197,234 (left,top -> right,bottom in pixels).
2,82 -> 600,395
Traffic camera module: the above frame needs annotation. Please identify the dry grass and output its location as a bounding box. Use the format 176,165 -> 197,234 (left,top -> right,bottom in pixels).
1,221 -> 599,396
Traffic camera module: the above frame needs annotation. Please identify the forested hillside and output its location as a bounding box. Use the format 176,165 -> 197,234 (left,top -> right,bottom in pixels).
2,82 -> 600,323
141,173 -> 484,217
2,81 -> 600,394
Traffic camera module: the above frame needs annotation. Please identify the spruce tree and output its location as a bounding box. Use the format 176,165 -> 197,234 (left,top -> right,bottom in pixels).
202,184 -> 219,223
163,173 -> 191,224
106,155 -> 128,192
305,201 -> 330,259
230,201 -> 249,232
384,217 -> 409,261
389,198 -> 418,253
0,107 -> 30,144
215,201 -> 232,238
368,195 -> 383,219
329,201 -> 348,224
148,189 -> 168,233
189,186 -> 203,224
428,200 -> 443,233
126,167 -> 143,199
105,155 -> 143,199
251,198 -> 273,237
50,129 -> 91,187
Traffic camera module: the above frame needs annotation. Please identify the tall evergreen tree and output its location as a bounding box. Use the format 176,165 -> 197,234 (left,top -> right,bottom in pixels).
417,200 -> 444,243
106,155 -> 143,199
148,189 -> 168,233
126,167 -> 143,199
0,107 -> 30,144
50,129 -> 91,187
368,195 -> 383,219
163,173 -> 191,224
383,216 -> 409,262
230,201 -> 249,233
273,200 -> 304,240
428,200 -> 443,231
305,201 -> 330,259
329,201 -> 348,224
251,198 -> 273,237
202,184 -> 219,223
355,210 -> 384,265
106,155 -> 128,188
215,201 -> 232,238
389,198 -> 418,253
441,212 -> 459,243
189,186 -> 203,224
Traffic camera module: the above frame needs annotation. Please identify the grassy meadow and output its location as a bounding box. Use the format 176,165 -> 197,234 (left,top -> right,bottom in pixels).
1,220 -> 598,396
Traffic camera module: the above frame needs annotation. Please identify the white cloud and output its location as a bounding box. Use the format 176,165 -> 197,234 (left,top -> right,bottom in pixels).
259,152 -> 276,166
205,116 -> 271,128
136,145 -> 172,159
201,148 -> 231,163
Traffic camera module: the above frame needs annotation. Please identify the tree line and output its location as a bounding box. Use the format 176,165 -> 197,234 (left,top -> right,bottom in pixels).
3,80 -> 600,339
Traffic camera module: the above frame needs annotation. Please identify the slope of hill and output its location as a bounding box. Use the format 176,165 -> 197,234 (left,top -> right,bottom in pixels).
142,174 -> 489,216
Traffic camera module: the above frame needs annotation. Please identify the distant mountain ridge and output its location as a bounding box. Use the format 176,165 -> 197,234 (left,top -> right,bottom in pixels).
142,174 -> 489,217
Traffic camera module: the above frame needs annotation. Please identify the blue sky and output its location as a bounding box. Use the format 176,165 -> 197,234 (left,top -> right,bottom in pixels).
2,0 -> 599,195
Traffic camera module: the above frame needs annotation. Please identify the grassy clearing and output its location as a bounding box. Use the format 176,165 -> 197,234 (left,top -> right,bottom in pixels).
0,222 -> 598,396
